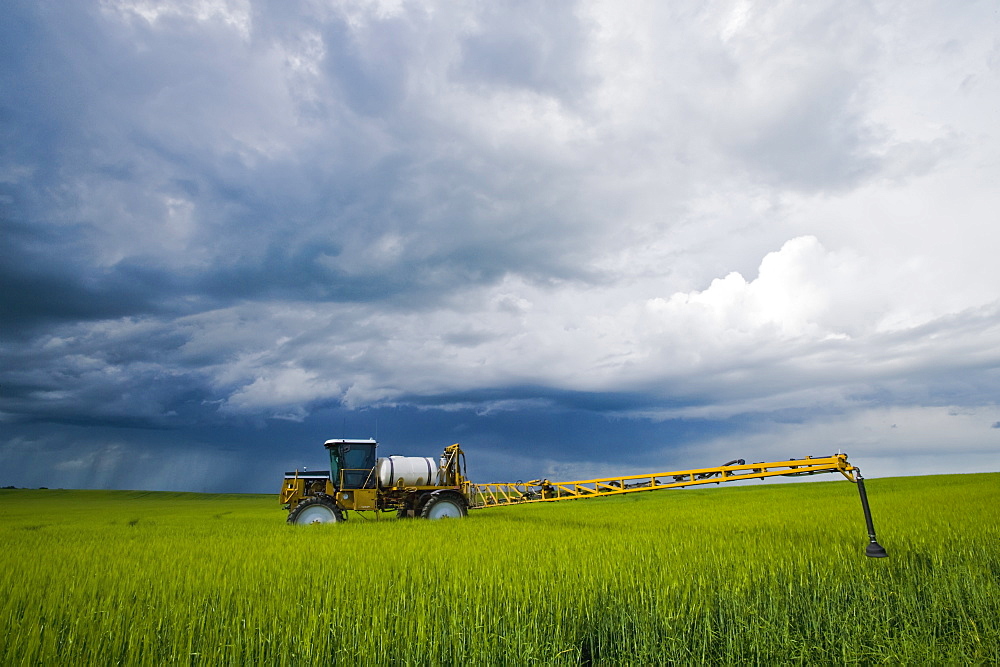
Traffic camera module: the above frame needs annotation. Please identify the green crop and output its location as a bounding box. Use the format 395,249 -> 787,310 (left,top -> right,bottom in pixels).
1,474 -> 998,665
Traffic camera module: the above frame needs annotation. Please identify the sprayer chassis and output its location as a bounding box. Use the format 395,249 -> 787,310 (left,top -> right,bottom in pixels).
281,441 -> 471,518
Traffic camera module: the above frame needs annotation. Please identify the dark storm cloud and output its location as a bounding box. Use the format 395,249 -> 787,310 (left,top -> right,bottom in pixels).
0,402 -> 748,492
0,318 -> 208,428
400,385 -> 696,414
0,217 -> 188,334
0,0 -> 598,321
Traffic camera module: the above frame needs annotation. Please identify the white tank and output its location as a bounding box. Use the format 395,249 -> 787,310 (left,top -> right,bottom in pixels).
377,456 -> 438,488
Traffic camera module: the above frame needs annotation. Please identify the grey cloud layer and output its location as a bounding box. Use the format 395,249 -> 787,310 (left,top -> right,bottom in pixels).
2,0 -> 999,487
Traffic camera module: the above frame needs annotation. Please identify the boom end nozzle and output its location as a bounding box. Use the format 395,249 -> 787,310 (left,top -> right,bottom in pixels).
865,540 -> 888,558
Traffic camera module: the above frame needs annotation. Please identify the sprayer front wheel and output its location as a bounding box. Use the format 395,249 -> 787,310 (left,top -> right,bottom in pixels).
287,496 -> 344,525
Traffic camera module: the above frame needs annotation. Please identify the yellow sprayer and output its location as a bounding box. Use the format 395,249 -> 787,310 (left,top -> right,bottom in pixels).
280,439 -> 888,557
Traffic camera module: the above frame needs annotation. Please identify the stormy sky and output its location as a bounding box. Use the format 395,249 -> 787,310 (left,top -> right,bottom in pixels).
2,0 -> 999,493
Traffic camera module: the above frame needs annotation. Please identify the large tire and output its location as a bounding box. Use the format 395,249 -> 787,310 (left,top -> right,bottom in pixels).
420,491 -> 468,519
287,496 -> 344,525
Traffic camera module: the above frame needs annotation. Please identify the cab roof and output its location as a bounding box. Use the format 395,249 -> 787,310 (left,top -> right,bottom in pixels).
323,438 -> 377,448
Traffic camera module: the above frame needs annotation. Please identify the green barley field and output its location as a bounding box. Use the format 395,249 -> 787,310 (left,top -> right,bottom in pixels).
2,473 -> 998,665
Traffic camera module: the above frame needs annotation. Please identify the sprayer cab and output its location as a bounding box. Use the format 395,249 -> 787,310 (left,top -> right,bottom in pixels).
325,438 -> 378,489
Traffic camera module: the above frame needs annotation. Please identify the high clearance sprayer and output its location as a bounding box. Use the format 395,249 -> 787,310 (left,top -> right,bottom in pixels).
280,439 -> 888,558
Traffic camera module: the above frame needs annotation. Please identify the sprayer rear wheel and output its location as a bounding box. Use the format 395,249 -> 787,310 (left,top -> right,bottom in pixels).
420,492 -> 468,519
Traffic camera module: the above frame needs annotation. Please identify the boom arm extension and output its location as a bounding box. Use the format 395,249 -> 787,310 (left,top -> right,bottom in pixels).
470,453 -> 888,557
